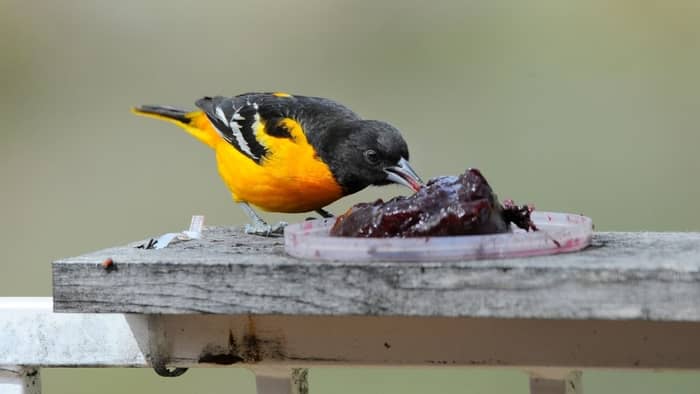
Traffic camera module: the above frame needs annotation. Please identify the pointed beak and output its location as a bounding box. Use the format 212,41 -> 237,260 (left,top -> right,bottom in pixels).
384,157 -> 423,192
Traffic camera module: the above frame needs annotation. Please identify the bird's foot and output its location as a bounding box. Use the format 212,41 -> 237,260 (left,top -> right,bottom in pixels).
244,221 -> 287,237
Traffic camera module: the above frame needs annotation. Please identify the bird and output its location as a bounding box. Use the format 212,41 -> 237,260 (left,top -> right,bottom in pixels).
132,92 -> 422,236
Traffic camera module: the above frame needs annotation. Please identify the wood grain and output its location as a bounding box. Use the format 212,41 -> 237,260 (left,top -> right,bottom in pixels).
52,228 -> 700,319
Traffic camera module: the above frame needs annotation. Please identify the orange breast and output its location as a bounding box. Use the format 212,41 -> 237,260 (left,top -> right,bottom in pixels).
214,119 -> 344,213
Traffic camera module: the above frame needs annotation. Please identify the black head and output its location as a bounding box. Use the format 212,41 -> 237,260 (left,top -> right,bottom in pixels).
315,120 -> 423,195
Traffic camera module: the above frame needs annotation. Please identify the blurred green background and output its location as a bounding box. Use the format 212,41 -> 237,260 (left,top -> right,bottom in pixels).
1,0 -> 699,392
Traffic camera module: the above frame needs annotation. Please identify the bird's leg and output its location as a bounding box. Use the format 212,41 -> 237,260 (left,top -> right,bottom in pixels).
315,208 -> 334,218
239,202 -> 287,237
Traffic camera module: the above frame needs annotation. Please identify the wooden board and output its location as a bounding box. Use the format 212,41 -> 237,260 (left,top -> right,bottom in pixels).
52,228 -> 700,319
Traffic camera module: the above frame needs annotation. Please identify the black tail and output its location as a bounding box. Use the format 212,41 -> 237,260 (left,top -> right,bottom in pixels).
132,105 -> 191,124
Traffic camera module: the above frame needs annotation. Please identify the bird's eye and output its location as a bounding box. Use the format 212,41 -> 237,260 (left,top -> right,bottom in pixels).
363,149 -> 379,165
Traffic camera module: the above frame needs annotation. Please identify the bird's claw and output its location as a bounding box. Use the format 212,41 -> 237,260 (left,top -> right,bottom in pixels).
244,221 -> 287,237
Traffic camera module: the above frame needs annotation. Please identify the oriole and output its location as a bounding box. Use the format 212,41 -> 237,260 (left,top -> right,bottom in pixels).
133,92 -> 422,235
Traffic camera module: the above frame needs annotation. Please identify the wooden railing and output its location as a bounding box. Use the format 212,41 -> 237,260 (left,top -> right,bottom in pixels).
1,228 -> 699,393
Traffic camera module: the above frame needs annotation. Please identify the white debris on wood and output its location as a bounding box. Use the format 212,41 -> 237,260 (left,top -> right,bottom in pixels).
154,215 -> 205,249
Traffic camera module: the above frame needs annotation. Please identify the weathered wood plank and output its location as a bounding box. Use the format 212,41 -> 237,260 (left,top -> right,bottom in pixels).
52,229 -> 700,318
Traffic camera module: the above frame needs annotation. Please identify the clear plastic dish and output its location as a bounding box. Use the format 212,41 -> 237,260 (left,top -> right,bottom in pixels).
284,211 -> 593,262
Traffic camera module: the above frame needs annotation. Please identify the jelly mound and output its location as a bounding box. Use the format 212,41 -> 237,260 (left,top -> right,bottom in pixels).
330,168 -> 536,238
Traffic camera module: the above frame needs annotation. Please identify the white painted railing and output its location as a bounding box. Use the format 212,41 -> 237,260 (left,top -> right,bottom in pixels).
0,297 -> 585,394
3,297 -> 700,394
3,229 -> 699,393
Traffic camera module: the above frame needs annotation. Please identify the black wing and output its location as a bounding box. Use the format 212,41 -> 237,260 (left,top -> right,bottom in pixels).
195,95 -> 269,163
196,93 -> 360,164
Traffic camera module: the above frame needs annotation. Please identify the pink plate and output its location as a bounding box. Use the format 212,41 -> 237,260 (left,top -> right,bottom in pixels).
284,211 -> 593,262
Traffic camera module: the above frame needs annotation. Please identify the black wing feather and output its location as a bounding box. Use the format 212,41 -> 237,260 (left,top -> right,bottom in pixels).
195,93 -> 361,163
196,96 -> 268,163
